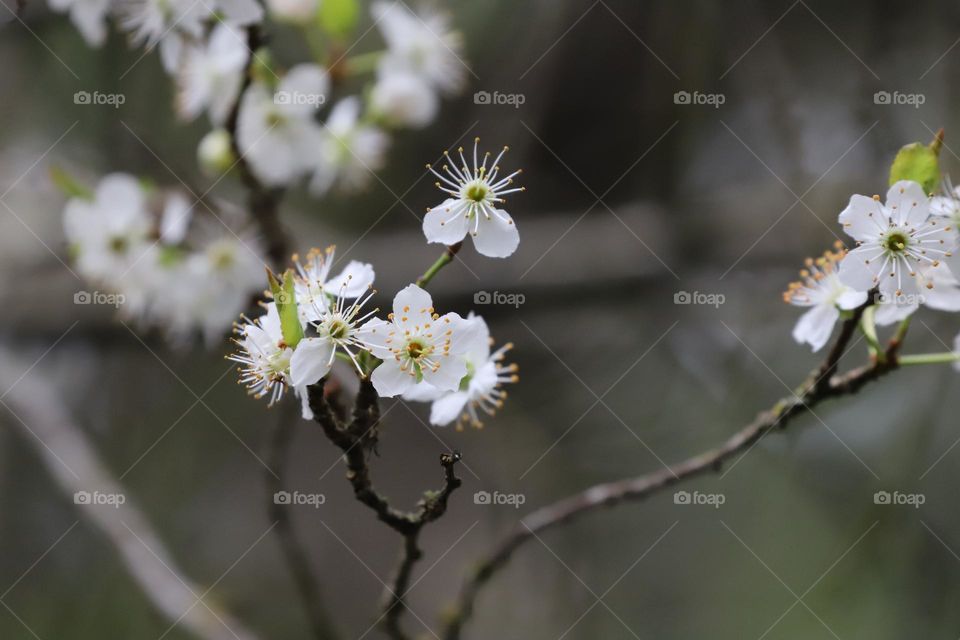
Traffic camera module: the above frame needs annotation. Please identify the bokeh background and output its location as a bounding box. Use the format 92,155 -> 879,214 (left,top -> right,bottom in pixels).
3,0 -> 960,638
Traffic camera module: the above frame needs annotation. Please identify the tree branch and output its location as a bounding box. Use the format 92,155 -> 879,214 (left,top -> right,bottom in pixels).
441,301 -> 900,639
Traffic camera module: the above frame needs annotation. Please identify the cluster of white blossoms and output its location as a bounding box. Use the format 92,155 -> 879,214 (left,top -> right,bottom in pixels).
786,179 -> 960,351
51,0 -> 467,197
231,142 -> 524,429
63,173 -> 265,343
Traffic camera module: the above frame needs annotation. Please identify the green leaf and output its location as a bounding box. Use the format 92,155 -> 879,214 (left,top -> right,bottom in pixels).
269,269 -> 304,348
49,166 -> 93,200
318,0 -> 358,39
889,131 -> 943,194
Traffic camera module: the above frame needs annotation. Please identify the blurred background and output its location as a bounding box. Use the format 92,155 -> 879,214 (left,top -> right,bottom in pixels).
3,0 -> 960,638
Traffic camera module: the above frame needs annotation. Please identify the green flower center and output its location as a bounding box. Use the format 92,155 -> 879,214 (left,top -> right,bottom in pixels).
883,231 -> 909,253
465,182 -> 488,203
327,319 -> 349,340
406,340 -> 426,359
108,236 -> 128,254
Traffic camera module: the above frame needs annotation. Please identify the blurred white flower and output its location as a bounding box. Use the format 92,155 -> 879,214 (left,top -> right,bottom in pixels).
403,314 -> 517,429
372,0 -> 466,95
362,284 -> 477,397
292,246 -> 375,324
370,69 -> 438,129
423,138 -> 524,258
838,180 -> 957,300
118,0 -> 211,72
158,190 -> 194,244
783,244 -> 868,351
265,0 -> 316,23
49,0 -> 112,46
63,173 -> 152,282
176,22 -> 249,125
197,128 -> 237,176
237,64 -> 328,186
309,97 -> 389,195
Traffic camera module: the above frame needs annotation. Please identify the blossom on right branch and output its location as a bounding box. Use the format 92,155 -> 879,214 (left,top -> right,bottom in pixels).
403,314 -> 517,429
362,284 -> 478,397
423,138 -> 525,258
783,244 -> 868,351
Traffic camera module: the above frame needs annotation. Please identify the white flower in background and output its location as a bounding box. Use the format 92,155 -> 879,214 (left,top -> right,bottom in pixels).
310,97 -> 389,195
237,64 -> 328,186
372,0 -> 466,95
158,190 -> 194,245
288,277 -> 380,387
118,0 -> 211,72
176,22 -> 249,125
265,0 -> 316,23
929,183 -> 960,227
292,246 -> 375,323
216,0 -> 264,26
423,138 -> 524,258
370,69 -> 438,129
63,173 -> 151,282
783,244 -> 869,351
403,314 -> 517,429
197,128 -> 236,176
874,261 -> 960,325
838,180 -> 958,300
229,302 -> 293,405
362,284 -> 477,397
49,0 -> 112,46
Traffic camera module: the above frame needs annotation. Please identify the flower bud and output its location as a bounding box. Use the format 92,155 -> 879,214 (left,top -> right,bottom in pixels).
197,129 -> 236,176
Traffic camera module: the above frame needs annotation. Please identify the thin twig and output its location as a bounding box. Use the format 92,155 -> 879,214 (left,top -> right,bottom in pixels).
264,401 -> 340,640
441,301 -> 902,639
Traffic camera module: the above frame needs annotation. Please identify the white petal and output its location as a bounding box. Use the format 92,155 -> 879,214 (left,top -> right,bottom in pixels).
278,64 -> 330,118
358,318 -> 394,359
874,297 -> 917,325
885,180 -> 929,227
422,354 -> 467,392
929,196 -> 959,218
217,0 -> 265,25
472,208 -> 520,258
402,381 -> 444,402
835,288 -> 868,311
838,194 -> 884,242
371,360 -> 416,397
160,191 -> 193,244
324,261 -> 375,298
838,245 -> 880,291
392,284 -> 434,328
96,173 -> 144,217
423,199 -> 470,246
297,386 -> 314,420
792,304 -> 839,352
289,337 -> 335,387
429,391 -> 470,426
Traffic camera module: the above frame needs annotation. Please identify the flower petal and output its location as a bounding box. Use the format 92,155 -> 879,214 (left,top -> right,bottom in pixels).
422,353 -> 467,392
371,360 -> 416,397
792,304 -> 839,352
423,199 -> 470,246
472,208 -> 519,258
835,288 -> 869,311
392,284 -> 434,328
324,261 -> 375,298
358,318 -> 394,359
289,337 -> 334,387
838,245 -> 881,291
838,194 -> 885,242
885,180 -> 929,227
429,391 -> 470,426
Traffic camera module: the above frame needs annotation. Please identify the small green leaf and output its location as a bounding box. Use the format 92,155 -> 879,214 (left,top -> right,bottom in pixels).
889,130 -> 943,194
269,269 -> 304,348
50,166 -> 93,200
318,0 -> 359,39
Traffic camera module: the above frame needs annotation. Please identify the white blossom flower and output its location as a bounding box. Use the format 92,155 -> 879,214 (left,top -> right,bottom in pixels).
229,302 -> 293,405
118,0 -> 211,72
176,22 -> 248,125
838,180 -> 958,300
783,244 -> 868,351
372,0 -> 466,95
63,173 -> 152,282
362,284 -> 478,397
265,0 -> 316,23
292,246 -> 376,324
309,97 -> 389,195
403,314 -> 517,429
288,278 -> 380,388
423,138 -> 524,258
874,261 -> 960,325
370,69 -> 438,129
49,0 -> 112,46
237,64 -> 328,186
